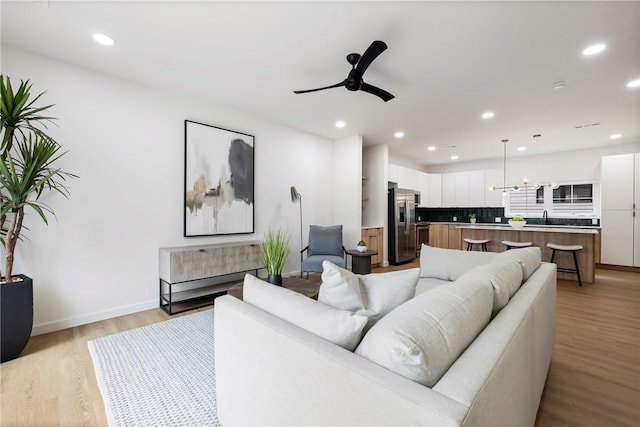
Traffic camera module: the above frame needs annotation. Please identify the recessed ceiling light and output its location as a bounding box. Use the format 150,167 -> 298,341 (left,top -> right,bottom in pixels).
627,79 -> 640,88
335,120 -> 346,128
482,111 -> 495,120
582,43 -> 606,56
610,133 -> 622,139
394,131 -> 404,139
92,33 -> 114,46
451,155 -> 459,160
517,146 -> 527,151
427,146 -> 436,151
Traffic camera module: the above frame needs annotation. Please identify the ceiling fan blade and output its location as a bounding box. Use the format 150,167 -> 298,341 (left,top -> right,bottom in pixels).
293,80 -> 346,94
360,83 -> 394,102
355,40 -> 388,75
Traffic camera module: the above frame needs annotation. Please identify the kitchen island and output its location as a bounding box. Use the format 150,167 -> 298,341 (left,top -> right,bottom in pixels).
456,224 -> 600,283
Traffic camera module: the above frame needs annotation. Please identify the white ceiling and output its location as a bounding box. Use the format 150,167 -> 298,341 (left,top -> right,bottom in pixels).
2,1 -> 639,168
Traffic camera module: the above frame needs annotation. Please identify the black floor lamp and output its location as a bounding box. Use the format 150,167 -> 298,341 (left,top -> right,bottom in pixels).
290,186 -> 303,254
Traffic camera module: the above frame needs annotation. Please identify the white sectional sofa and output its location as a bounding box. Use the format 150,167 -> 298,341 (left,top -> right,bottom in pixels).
214,245 -> 557,426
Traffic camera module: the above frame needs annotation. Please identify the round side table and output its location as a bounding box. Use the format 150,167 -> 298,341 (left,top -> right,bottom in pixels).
345,249 -> 379,274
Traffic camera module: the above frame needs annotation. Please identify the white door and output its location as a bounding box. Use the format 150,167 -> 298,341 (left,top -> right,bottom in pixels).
601,210 -> 635,266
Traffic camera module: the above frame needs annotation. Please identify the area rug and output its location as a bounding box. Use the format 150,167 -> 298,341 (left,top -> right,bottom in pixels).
88,309 -> 220,426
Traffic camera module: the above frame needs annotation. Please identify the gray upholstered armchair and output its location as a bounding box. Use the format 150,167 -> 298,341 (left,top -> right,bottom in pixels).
300,225 -> 346,277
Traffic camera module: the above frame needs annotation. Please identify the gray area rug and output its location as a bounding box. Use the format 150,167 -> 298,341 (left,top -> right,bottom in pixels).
88,310 -> 220,426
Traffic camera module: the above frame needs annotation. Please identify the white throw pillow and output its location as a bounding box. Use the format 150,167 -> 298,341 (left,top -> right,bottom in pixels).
318,260 -> 364,312
457,260 -> 523,316
319,261 -> 419,331
491,247 -> 541,282
242,274 -> 368,351
355,277 -> 493,387
419,244 -> 496,281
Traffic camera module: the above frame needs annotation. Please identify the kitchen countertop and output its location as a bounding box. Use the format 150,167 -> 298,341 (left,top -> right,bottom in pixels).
455,224 -> 599,234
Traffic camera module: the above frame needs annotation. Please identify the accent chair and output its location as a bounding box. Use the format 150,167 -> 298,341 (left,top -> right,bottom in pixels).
300,225 -> 346,277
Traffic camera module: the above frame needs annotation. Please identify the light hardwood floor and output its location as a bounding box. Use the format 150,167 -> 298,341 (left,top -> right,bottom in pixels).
1,266 -> 638,426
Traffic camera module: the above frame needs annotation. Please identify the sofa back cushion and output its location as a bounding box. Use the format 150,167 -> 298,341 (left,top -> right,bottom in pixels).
243,274 -> 367,351
308,225 -> 343,256
419,244 -> 497,281
491,247 -> 541,282
457,260 -> 523,316
355,277 -> 493,387
319,261 -> 419,332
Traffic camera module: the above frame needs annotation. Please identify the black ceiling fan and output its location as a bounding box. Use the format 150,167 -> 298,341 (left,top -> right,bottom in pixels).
293,40 -> 394,102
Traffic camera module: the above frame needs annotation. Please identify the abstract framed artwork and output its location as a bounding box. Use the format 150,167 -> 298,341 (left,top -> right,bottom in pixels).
184,120 -> 254,236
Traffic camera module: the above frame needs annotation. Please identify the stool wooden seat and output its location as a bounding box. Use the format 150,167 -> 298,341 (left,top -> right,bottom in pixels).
502,240 -> 533,250
546,243 -> 584,286
464,238 -> 489,252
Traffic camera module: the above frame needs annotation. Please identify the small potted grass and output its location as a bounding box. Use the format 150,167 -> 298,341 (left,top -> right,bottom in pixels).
261,228 -> 290,286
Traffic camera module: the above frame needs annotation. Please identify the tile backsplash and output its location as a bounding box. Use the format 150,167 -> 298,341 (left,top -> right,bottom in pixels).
415,207 -> 599,227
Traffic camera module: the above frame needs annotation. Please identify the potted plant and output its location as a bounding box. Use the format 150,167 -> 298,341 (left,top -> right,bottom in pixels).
468,213 -> 477,224
1,76 -> 76,362
356,240 -> 367,252
261,228 -> 290,286
508,216 -> 527,228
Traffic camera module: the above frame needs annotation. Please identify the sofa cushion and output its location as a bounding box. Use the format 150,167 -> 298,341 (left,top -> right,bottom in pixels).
420,244 -> 496,281
319,261 -> 419,331
457,260 -> 523,316
243,274 -> 367,351
415,277 -> 450,296
355,277 -> 493,387
491,247 -> 541,282
308,225 -> 343,257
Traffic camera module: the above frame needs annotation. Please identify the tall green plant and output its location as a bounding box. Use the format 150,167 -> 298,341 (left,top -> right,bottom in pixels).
0,75 -> 76,282
261,229 -> 290,275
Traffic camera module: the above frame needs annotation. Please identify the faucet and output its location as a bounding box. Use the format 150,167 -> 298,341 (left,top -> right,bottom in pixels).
543,210 -> 548,225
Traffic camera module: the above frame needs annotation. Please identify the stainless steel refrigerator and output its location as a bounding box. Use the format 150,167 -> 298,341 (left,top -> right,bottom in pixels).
388,187 -> 417,264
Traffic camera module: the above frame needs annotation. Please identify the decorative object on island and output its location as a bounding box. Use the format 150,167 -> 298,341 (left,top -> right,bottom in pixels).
184,120 -> 254,237
290,186 -> 303,257
469,213 -> 477,224
508,216 -> 527,228
356,240 -> 368,252
261,228 -> 290,286
0,76 -> 77,362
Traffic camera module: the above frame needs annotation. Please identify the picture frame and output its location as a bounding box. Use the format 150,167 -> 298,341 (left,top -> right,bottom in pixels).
184,120 -> 255,237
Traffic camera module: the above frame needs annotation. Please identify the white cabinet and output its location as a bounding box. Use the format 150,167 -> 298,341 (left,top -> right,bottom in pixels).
427,173 -> 442,207
600,153 -> 640,267
484,168 -> 504,207
454,172 -> 469,207
467,170 -> 485,207
442,173 -> 456,206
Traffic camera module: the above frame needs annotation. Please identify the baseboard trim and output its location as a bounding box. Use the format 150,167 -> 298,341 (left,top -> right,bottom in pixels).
596,263 -> 640,273
32,299 -> 158,336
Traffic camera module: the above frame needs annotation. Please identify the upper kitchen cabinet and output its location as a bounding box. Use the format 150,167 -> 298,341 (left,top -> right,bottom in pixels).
467,170 -> 485,207
484,168 -> 504,207
427,173 -> 442,207
442,173 -> 456,206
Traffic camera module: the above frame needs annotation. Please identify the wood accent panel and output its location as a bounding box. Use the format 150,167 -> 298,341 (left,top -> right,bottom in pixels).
2,267 -> 637,426
460,228 -> 597,283
428,223 -> 449,248
448,224 -> 462,250
361,227 -> 383,265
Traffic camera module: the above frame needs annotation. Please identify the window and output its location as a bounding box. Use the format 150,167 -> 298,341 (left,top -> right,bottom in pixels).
506,181 -> 598,218
552,184 -> 594,214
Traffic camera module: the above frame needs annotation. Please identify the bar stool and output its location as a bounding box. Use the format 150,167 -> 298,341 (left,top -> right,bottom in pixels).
464,238 -> 490,252
546,243 -> 583,287
502,240 -> 533,250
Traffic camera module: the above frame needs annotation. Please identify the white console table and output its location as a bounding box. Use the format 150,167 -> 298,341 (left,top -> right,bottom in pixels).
159,241 -> 263,314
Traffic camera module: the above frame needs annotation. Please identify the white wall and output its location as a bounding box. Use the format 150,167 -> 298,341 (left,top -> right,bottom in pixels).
363,144 -> 389,264
333,135 -> 362,250
3,46 -> 337,335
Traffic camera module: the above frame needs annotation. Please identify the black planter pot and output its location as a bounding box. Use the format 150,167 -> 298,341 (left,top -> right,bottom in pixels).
267,274 -> 283,286
1,274 -> 33,363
